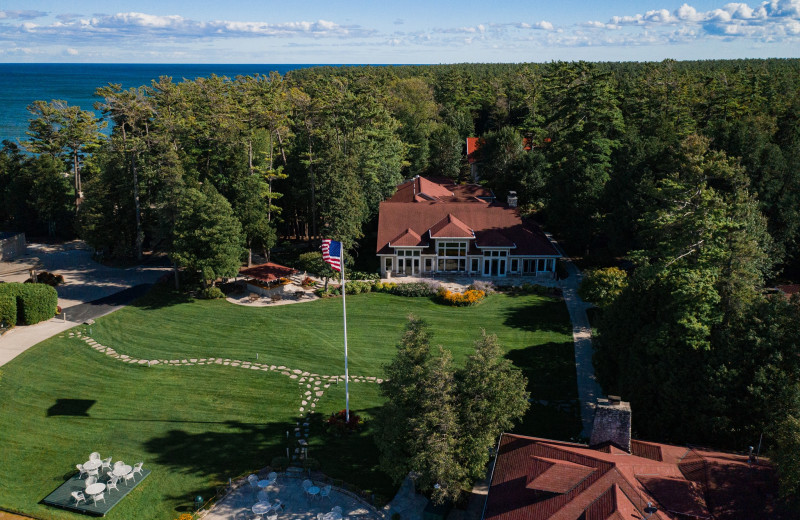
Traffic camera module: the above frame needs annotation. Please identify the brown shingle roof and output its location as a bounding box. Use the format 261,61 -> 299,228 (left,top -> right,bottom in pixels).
387,176 -> 493,203
239,262 -> 296,283
377,201 -> 558,256
484,434 -> 784,520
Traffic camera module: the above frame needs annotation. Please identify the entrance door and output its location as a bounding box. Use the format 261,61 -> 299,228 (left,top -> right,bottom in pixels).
398,257 -> 418,276
483,258 -> 506,276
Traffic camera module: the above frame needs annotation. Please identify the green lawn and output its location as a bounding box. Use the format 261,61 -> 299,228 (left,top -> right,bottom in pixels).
0,287 -> 578,519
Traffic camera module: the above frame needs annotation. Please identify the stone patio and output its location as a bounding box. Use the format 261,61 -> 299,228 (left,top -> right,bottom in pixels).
201,474 -> 384,520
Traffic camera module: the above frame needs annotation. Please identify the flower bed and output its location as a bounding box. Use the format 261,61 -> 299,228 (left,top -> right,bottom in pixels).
436,287 -> 486,306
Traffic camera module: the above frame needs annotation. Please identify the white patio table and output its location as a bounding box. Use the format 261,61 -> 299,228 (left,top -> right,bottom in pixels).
85,482 -> 106,495
112,464 -> 132,478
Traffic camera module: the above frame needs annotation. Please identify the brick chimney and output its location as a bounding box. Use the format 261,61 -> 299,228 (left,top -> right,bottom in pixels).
590,396 -> 632,453
507,191 -> 518,208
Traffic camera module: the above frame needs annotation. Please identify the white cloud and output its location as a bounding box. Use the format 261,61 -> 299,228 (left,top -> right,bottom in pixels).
65,47 -> 78,55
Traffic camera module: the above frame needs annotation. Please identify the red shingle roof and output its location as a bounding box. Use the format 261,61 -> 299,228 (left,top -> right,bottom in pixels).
376,201 -> 558,256
484,434 -> 784,520
389,228 -> 428,247
429,214 -> 475,239
239,262 -> 296,283
387,176 -> 493,203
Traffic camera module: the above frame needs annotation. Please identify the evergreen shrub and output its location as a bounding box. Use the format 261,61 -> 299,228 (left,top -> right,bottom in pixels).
0,295 -> 16,331
199,286 -> 225,299
0,283 -> 58,325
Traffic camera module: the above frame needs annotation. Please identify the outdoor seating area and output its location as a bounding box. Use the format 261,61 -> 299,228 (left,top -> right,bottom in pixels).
203,472 -> 383,520
42,452 -> 150,516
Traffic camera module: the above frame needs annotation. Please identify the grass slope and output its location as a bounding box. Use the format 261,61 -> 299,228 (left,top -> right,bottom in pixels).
0,288 -> 577,519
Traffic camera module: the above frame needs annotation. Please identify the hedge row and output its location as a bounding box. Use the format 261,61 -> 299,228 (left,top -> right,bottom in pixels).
0,295 -> 16,331
0,282 -> 58,326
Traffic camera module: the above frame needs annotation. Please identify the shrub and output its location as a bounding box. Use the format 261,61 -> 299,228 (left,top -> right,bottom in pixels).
347,270 -> 380,281
199,286 -> 225,299
326,409 -> 362,435
391,282 -> 439,297
270,456 -> 290,471
29,271 -> 65,287
436,287 -> 486,306
373,282 -> 397,293
0,283 -> 58,325
0,295 -> 16,331
345,280 -> 374,295
468,280 -> 496,294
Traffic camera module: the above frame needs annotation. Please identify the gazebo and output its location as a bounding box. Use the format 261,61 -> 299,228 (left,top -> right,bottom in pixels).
239,262 -> 298,297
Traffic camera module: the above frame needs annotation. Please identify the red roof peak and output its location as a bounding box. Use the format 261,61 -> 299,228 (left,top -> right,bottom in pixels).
389,228 -> 427,247
428,213 -> 475,238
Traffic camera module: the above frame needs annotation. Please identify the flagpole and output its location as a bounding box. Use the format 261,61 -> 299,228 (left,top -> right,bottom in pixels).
341,250 -> 350,423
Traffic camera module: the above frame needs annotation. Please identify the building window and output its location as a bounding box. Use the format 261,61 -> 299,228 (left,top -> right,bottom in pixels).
537,259 -> 545,272
510,259 -> 519,272
546,258 -> 554,271
424,258 -> 433,272
384,257 -> 392,273
437,241 -> 467,257
523,259 -> 535,273
397,249 -> 421,257
471,258 -> 479,272
436,241 -> 468,272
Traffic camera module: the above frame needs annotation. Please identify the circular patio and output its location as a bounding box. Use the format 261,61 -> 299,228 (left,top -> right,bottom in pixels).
201,471 -> 384,520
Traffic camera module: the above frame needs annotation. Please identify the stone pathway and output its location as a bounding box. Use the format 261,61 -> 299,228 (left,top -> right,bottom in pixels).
68,329 -> 383,459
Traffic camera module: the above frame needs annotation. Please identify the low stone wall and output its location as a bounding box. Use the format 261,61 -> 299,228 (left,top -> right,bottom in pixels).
246,282 -> 284,298
0,232 -> 25,262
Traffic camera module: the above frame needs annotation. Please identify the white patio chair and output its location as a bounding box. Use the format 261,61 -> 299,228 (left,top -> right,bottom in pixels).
266,513 -> 278,520
267,471 -> 278,485
320,484 -> 332,501
76,463 -> 87,479
92,492 -> 106,505
71,491 -> 86,505
89,452 -> 101,462
86,466 -> 99,478
107,476 -> 120,493
85,476 -> 97,487
332,506 -> 343,515
247,474 -> 259,489
101,457 -> 112,471
132,461 -> 144,478
123,471 -> 135,485
317,514 -> 324,520
114,460 -> 125,469
302,479 -> 313,494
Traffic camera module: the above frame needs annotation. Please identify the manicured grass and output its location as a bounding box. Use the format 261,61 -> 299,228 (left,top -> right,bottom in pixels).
0,287 -> 578,519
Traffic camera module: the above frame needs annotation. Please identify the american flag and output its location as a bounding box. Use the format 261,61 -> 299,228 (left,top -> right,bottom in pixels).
321,239 -> 342,272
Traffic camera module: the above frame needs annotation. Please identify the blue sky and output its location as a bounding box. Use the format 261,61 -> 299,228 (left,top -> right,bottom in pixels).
2,0 -> 799,63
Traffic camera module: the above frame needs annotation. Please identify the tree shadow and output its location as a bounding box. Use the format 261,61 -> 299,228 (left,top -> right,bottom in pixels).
47,399 -> 96,417
501,298 -> 573,335
127,283 -> 195,310
142,419 -> 291,485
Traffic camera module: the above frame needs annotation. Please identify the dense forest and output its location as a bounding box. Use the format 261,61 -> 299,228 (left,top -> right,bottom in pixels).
2,59 -> 800,499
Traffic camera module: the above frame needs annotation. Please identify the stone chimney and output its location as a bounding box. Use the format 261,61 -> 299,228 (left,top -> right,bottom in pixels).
507,191 -> 518,208
589,396 -> 632,453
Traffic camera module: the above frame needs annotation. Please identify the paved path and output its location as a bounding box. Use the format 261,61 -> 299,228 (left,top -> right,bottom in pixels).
0,241 -> 169,367
559,260 -> 605,438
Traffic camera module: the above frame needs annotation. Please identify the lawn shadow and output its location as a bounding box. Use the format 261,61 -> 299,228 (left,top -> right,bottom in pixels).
306,406 -> 395,502
505,342 -> 578,401
501,297 -> 572,335
128,284 -> 195,310
142,420 -> 292,484
47,399 -> 96,417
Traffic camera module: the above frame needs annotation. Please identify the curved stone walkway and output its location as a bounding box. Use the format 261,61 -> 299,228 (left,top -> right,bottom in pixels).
67,329 -> 383,454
